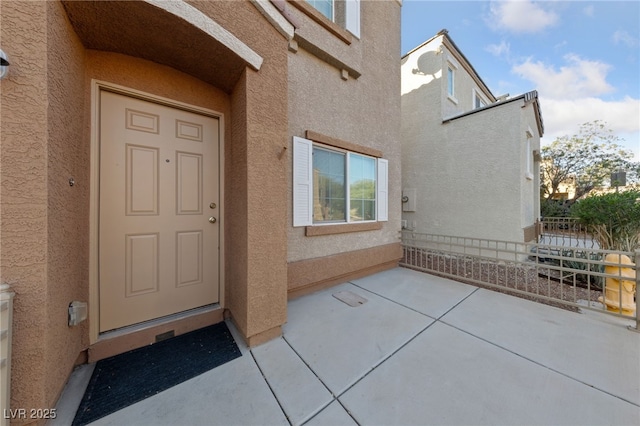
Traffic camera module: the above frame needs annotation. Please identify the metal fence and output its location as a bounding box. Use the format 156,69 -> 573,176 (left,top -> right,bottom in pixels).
400,231 -> 639,330
538,217 -> 599,249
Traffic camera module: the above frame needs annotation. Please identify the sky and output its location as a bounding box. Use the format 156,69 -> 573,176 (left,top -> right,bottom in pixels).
401,0 -> 640,160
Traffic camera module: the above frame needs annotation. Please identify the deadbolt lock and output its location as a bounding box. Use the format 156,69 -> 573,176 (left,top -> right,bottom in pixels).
210,203 -> 217,209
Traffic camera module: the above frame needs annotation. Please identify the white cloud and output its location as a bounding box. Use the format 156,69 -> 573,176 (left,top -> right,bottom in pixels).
612,30 -> 639,48
512,54 -> 614,99
486,1 -> 558,34
485,40 -> 510,57
540,97 -> 640,159
512,54 -> 640,159
553,40 -> 567,50
583,5 -> 595,17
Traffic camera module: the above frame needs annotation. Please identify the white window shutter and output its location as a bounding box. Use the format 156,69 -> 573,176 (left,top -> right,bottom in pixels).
345,0 -> 360,38
377,158 -> 388,222
293,136 -> 313,227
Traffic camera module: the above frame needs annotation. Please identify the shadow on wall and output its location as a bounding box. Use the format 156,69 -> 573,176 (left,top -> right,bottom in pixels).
412,50 -> 440,77
402,50 -> 441,97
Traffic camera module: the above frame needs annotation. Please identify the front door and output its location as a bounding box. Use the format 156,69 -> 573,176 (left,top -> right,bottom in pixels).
99,90 -> 220,332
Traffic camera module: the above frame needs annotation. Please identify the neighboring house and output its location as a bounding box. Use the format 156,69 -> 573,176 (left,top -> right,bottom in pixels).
550,176 -> 577,201
0,0 -> 401,414
401,29 -> 543,244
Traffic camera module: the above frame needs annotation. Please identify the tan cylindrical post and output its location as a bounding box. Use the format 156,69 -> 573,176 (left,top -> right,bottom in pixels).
600,253 -> 636,315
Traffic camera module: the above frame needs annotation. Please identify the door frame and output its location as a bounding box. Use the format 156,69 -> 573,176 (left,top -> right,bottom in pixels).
89,80 -> 225,344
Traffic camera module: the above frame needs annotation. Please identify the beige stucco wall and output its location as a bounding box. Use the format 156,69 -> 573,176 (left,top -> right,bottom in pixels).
520,104 -> 542,230
1,0 -> 291,414
441,105 -> 530,242
189,1 -> 290,343
1,0 -> 51,414
440,47 -> 487,120
44,0 -> 89,409
401,38 -> 541,243
2,0 -> 402,414
287,0 -> 402,264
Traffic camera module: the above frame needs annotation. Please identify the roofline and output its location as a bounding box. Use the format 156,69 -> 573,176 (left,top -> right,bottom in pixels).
401,29 -> 445,59
442,90 -> 545,136
402,29 -> 496,102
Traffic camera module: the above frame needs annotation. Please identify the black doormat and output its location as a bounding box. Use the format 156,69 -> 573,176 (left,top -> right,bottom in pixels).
72,322 -> 241,426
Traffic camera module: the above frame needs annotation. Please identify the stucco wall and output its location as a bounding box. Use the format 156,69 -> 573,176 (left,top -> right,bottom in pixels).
440,48 -> 493,119
287,0 -> 402,263
519,104 -> 542,229
1,0 -> 50,414
3,0 -> 245,413
44,0 -> 88,408
401,39 -> 539,243
441,106 -> 524,242
189,0 -> 290,342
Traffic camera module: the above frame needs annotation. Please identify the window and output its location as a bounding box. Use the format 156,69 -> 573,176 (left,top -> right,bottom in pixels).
473,90 -> 486,109
447,66 -> 455,98
525,127 -> 534,180
304,0 -> 361,38
307,0 -> 333,20
293,136 -> 388,227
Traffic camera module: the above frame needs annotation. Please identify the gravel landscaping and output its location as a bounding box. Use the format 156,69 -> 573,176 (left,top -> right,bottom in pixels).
401,250 -> 604,313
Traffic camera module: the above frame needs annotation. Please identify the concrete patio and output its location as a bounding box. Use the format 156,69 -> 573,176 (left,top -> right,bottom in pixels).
53,267 -> 640,425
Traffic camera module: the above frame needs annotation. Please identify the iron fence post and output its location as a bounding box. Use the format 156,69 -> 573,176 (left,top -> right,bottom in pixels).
628,250 -> 640,333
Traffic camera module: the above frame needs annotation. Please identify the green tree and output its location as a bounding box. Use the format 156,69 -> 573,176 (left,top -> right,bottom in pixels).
571,190 -> 640,251
540,121 -> 637,209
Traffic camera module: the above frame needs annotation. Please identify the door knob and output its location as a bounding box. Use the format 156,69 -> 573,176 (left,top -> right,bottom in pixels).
209,217 -> 217,224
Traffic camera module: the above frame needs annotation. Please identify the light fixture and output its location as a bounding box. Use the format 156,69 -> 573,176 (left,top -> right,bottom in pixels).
0,49 -> 10,80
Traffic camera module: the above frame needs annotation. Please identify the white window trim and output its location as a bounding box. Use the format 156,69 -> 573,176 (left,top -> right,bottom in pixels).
345,0 -> 361,38
525,127 -> 534,180
446,62 -> 457,104
293,136 -> 388,227
472,89 -> 486,109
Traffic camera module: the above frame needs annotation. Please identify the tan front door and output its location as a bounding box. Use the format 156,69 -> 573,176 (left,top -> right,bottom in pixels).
99,90 -> 220,332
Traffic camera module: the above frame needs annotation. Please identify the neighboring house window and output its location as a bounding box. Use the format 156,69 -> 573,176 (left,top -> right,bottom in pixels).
525,128 -> 534,180
447,66 -> 455,97
305,0 -> 361,38
473,90 -> 486,109
293,136 -> 388,227
446,62 -> 457,103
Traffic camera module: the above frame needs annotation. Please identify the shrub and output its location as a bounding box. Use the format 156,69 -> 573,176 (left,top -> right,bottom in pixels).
571,190 -> 640,251
559,249 -> 604,290
541,200 -> 571,218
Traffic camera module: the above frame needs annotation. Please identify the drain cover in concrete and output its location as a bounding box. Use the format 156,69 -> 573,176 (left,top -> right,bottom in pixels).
333,290 -> 368,307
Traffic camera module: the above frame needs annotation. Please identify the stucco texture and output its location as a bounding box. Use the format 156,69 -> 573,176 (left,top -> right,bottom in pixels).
401,40 -> 541,243
1,0 -> 291,415
190,0 -> 290,341
287,0 -> 402,264
1,1 -> 51,414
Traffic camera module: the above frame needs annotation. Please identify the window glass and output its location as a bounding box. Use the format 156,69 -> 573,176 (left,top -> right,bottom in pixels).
349,154 -> 376,221
447,67 -> 455,97
308,0 -> 333,20
294,137 -> 386,227
313,147 -> 345,222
